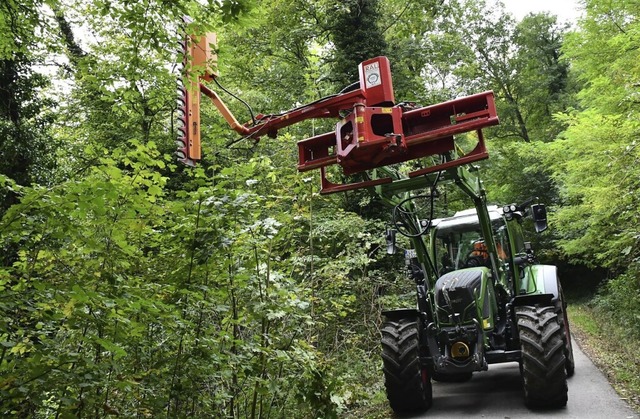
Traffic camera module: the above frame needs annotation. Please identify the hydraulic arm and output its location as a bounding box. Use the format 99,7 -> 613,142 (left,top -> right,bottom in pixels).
177,33 -> 498,194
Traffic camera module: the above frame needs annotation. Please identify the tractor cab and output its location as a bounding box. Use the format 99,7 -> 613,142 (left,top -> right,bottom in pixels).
431,206 -> 515,279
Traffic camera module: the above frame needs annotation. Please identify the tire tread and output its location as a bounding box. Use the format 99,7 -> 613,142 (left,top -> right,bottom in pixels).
516,305 -> 568,408
381,317 -> 432,413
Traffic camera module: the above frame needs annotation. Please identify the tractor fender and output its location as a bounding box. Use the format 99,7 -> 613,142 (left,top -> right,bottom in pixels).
531,264 -> 560,299
514,265 -> 560,307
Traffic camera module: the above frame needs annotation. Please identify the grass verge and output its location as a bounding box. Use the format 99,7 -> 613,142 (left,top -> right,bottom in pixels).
568,303 -> 640,413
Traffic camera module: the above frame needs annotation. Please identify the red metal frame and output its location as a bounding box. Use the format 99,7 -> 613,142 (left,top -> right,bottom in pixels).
201,56 -> 498,194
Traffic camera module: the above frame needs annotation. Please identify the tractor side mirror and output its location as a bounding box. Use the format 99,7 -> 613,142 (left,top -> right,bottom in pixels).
385,229 -> 397,255
531,204 -> 548,233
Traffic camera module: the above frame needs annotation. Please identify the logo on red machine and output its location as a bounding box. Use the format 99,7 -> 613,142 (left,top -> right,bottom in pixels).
364,61 -> 381,88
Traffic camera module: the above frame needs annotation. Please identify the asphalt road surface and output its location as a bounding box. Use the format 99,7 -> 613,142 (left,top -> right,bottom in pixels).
406,339 -> 638,419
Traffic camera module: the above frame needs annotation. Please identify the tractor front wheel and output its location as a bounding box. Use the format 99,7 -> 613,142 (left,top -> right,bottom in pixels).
516,305 -> 568,408
381,317 -> 432,413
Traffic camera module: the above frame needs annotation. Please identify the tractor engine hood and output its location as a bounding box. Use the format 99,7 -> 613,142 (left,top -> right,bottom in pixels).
434,268 -> 496,330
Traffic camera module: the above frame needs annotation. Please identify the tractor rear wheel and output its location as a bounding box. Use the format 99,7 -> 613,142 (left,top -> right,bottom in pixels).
556,295 -> 575,377
381,317 -> 432,413
516,305 -> 568,408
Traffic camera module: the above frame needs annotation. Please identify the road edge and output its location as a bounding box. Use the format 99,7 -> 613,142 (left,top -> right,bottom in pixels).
570,321 -> 640,414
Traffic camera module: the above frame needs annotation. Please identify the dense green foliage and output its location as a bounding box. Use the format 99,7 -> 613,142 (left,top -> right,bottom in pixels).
542,1 -> 640,344
1,0 -> 639,417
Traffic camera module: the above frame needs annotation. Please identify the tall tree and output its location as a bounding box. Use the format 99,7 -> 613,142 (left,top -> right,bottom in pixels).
419,0 -> 574,143
325,0 -> 389,87
544,0 -> 640,271
0,2 -> 57,214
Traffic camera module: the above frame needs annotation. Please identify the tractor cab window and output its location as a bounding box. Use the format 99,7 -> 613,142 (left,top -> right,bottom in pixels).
434,215 -> 507,276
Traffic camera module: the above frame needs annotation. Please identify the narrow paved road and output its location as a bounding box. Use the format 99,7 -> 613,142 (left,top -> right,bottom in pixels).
408,339 -> 638,418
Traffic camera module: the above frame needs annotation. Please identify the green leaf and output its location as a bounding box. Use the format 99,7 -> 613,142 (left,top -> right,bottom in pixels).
95,337 -> 127,360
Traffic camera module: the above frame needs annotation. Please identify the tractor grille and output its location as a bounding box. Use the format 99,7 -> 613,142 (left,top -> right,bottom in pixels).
435,269 -> 483,324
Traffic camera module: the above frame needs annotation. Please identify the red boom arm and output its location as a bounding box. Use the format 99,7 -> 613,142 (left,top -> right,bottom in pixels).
191,54 -> 499,194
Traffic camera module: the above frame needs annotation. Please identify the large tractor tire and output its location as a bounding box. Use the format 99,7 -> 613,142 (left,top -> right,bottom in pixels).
381,317 -> 432,413
556,298 -> 575,377
516,305 -> 568,408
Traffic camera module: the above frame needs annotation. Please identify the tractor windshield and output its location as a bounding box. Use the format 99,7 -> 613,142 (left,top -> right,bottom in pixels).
433,211 -> 510,276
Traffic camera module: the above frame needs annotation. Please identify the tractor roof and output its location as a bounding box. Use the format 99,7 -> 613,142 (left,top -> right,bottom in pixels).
430,205 -> 504,233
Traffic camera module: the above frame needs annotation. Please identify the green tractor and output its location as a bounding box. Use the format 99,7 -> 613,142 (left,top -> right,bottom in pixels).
175,41 -> 573,412
378,164 -> 574,413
